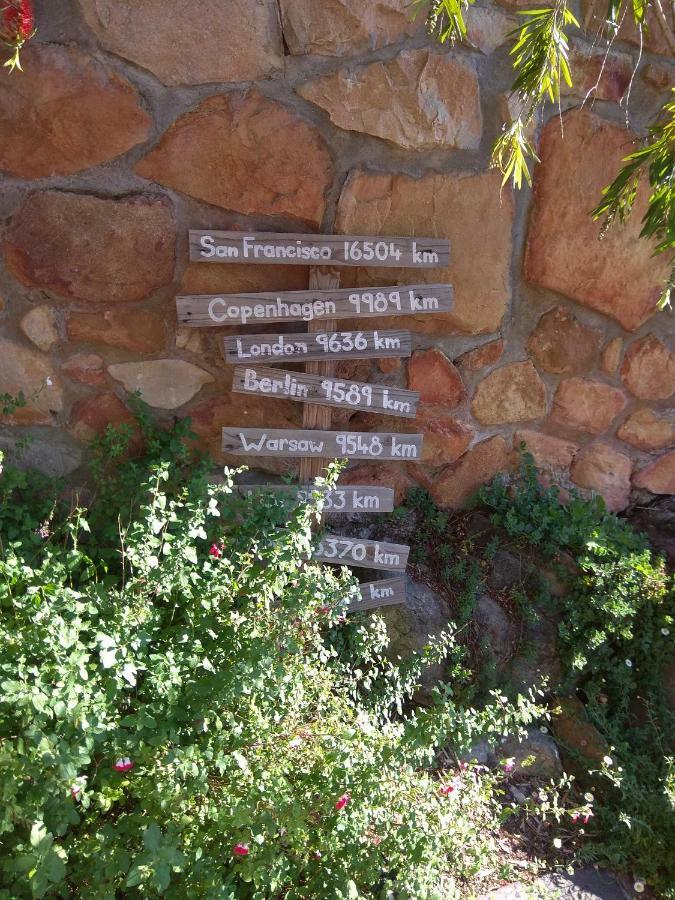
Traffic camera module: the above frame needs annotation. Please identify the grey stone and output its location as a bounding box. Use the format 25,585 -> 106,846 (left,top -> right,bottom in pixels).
499,726 -> 563,779
0,428 -> 83,478
475,593 -> 516,664
483,867 -> 631,899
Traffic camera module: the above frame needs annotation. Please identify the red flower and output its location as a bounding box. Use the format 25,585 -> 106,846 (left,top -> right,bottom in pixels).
583,812 -> 593,824
233,843 -> 249,857
320,606 -> 331,616
439,784 -> 455,796
335,793 -> 350,811
1,0 -> 35,70
113,757 -> 134,773
209,543 -> 222,559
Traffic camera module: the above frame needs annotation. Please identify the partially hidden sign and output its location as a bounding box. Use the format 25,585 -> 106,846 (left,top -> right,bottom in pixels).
190,230 -> 450,268
233,366 -> 419,418
222,429 -> 423,461
314,535 -> 409,571
350,577 -> 407,612
177,284 -> 453,327
223,330 -> 411,364
238,484 -> 395,513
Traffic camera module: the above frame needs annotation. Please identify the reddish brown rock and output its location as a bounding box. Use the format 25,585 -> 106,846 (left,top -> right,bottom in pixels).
4,192 -> 175,304
583,0 -> 672,56
407,348 -> 465,407
471,361 -> 547,425
0,338 -> 63,425
563,40 -> 632,102
181,261 -> 309,296
336,170 -> 513,334
552,697 -> 609,767
298,50 -> 481,151
570,443 -> 632,511
550,378 -> 627,435
618,408 -> 674,452
465,5 -> 515,53
431,435 -> 512,508
136,91 -> 332,227
643,64 -> 674,92
78,0 -> 282,85
513,430 -> 579,470
340,462 -> 414,505
20,306 -> 60,352
621,335 -> 675,400
527,306 -> 602,374
67,308 -> 167,354
62,353 -> 105,386
378,357 -> 402,374
188,394 -> 302,473
69,392 -> 139,446
524,110 -> 668,331
0,44 -> 150,179
633,452 -> 675,494
456,339 -> 504,371
279,0 -> 420,56
601,337 -> 623,376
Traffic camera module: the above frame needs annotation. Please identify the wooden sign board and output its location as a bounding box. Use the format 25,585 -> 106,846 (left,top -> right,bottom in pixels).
222,428 -> 423,461
238,484 -> 395,513
177,284 -> 453,328
190,230 -> 450,269
314,534 -> 410,571
349,577 -> 407,612
223,330 -> 411,365
233,366 -> 419,418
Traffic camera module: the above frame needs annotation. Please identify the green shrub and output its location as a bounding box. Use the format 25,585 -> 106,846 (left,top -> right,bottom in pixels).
479,453 -> 675,895
0,427 -> 546,899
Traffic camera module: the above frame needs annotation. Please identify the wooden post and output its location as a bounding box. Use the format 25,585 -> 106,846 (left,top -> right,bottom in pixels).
299,266 -> 340,482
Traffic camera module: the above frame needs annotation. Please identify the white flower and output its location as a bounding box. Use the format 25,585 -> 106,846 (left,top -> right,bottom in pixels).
45,376 -> 53,387
553,838 -> 562,849
661,628 -> 670,636
603,756 -> 613,766
625,659 -> 633,668
539,726 -> 548,734
634,880 -> 646,893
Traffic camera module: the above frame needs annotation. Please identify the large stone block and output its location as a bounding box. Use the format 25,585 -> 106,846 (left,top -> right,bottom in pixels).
621,335 -> 675,401
570,443 -> 632,511
136,91 -> 332,228
336,171 -> 513,334
527,305 -> 602,374
617,408 -> 675,452
524,110 -> 669,331
583,0 -> 672,56
69,392 -> 138,444
471,361 -> 547,425
0,44 -> 151,179
20,306 -> 60,352
456,338 -> 504,371
4,192 -> 175,304
298,50 -> 481,151
108,360 -> 214,410
67,309 -> 167,354
0,338 -> 63,425
513,429 -> 579,470
550,378 -> 627,435
279,0 -> 420,56
407,348 -> 465,407
633,452 -> 675,494
78,0 -> 283,85
431,435 -> 512,508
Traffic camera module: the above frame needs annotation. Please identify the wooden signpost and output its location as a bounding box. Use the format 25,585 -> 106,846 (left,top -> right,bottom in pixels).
233,365 -> 420,418
178,229 -> 452,614
223,329 -> 412,365
177,284 -> 453,328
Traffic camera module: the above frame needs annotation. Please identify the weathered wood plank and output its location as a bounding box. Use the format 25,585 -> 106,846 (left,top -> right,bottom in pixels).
348,577 -> 407,612
233,365 -> 419,418
223,329 -> 411,364
237,484 -> 395,513
222,428 -> 423,461
190,230 -> 450,268
176,284 -> 453,327
313,534 -> 410,571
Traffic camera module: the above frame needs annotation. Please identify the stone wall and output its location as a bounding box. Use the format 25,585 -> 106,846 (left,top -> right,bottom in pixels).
0,0 -> 673,509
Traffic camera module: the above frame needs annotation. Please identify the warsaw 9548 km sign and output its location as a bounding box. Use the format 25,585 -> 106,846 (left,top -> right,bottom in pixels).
179,229 -> 452,612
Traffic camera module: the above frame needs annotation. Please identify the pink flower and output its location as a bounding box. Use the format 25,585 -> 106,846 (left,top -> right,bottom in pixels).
439,784 -> 455,796
335,793 -> 350,811
503,758 -> 516,773
571,812 -> 579,823
209,543 -> 222,559
583,812 -> 593,824
113,757 -> 134,773
320,606 -> 331,616
70,785 -> 81,799
233,843 -> 249,857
